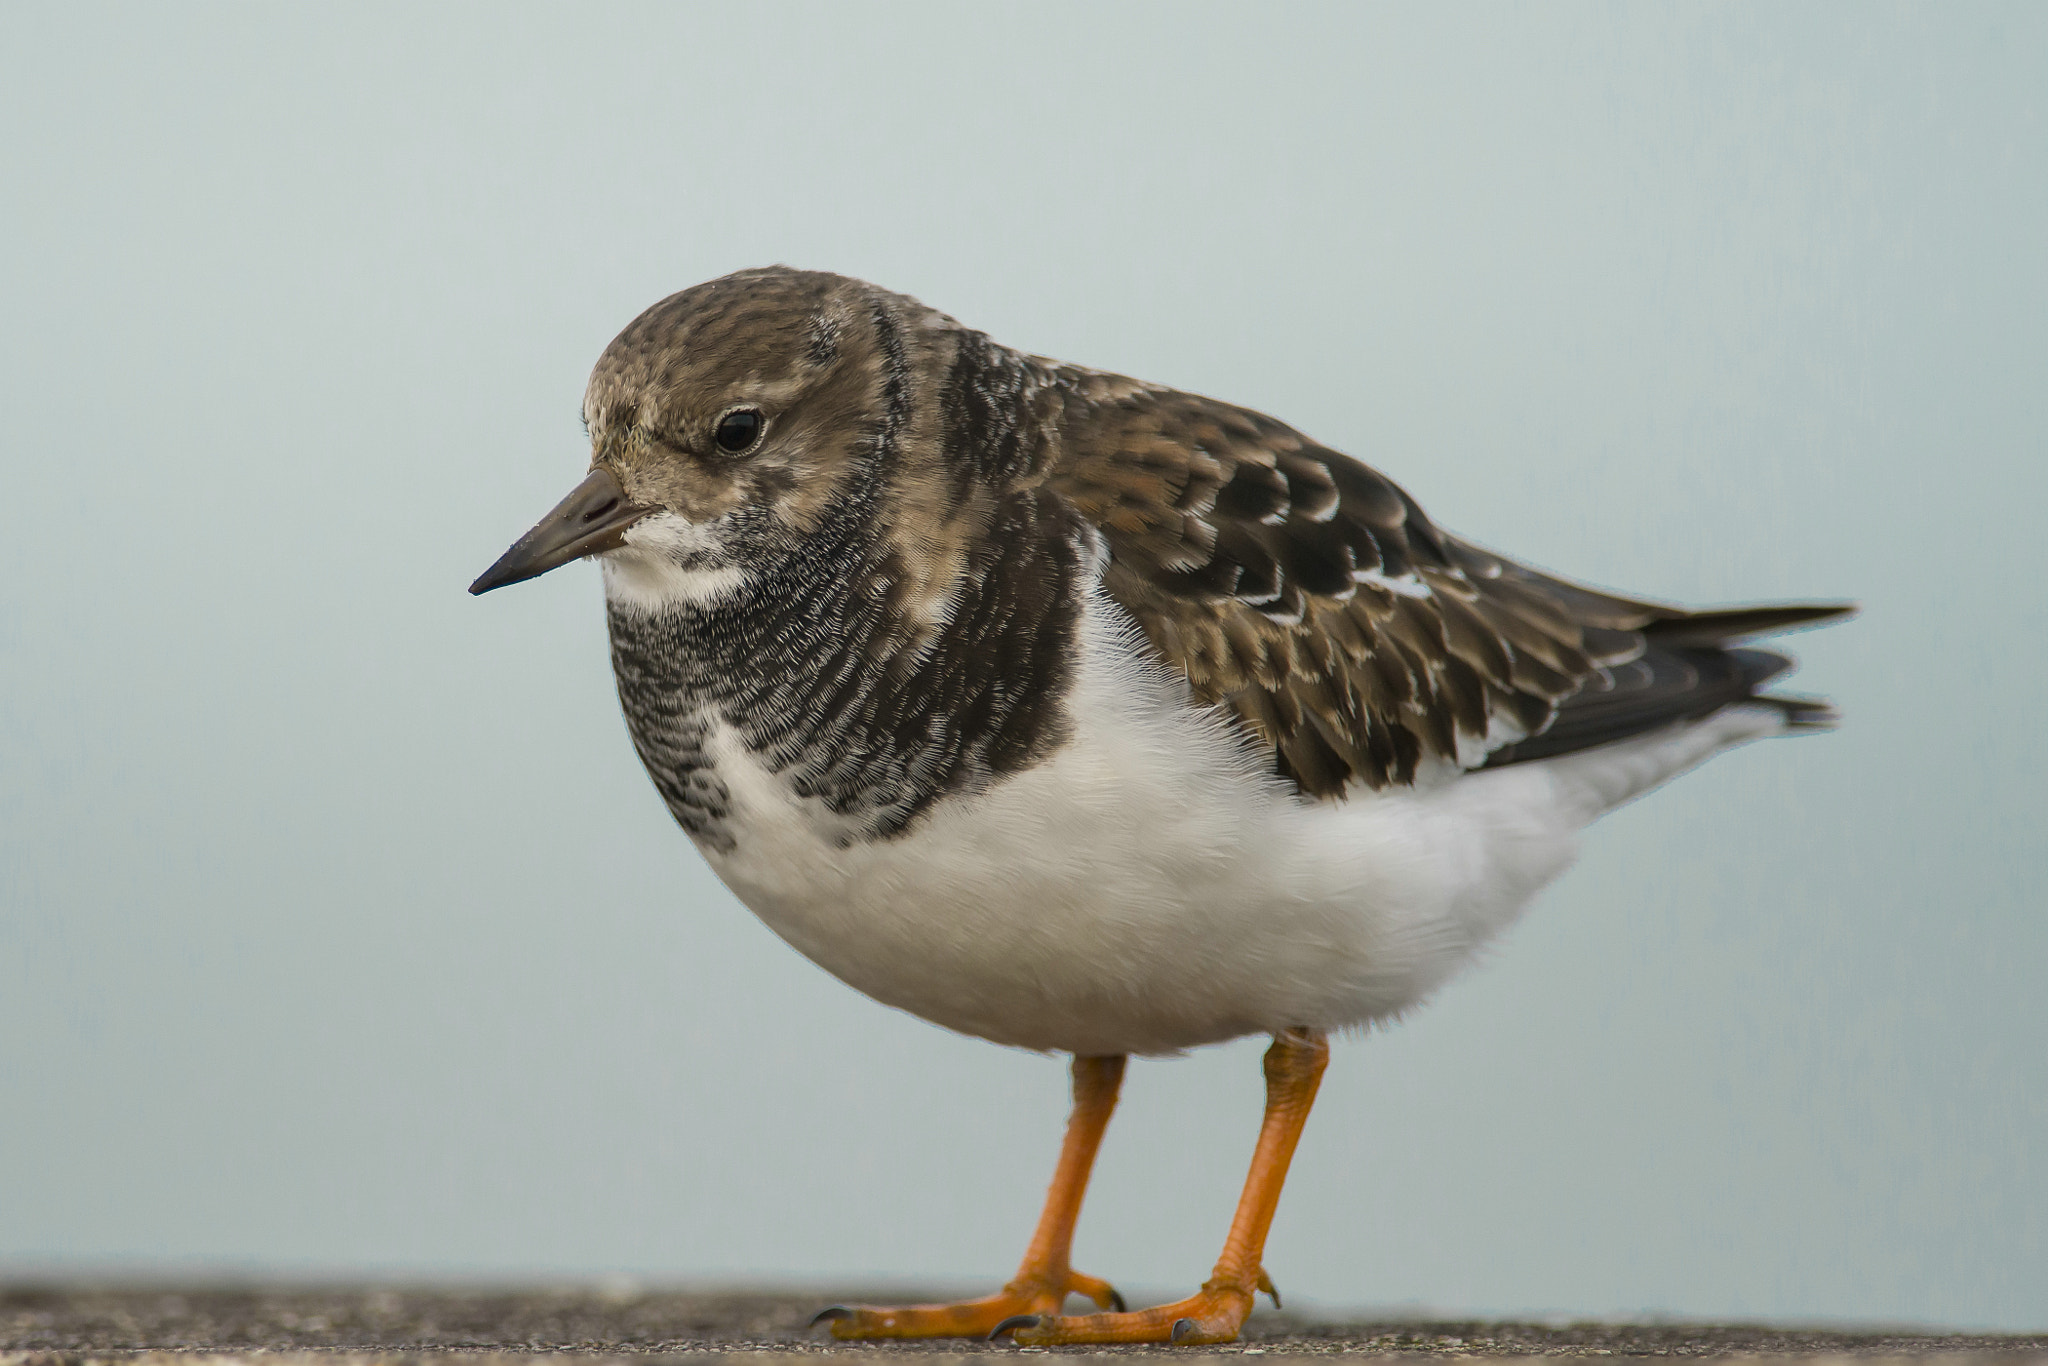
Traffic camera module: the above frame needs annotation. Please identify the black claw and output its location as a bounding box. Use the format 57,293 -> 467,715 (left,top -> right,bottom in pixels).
1267,1286 -> 1282,1309
1107,1287 -> 1128,1313
989,1314 -> 1041,1341
808,1305 -> 853,1328
1170,1317 -> 1200,1343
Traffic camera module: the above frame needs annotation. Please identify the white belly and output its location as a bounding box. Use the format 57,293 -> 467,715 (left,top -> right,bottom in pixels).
686,595 -> 1781,1055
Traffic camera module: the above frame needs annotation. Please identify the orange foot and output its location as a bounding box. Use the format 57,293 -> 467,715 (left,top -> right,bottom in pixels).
813,1268 -> 1125,1340
991,1271 -> 1279,1345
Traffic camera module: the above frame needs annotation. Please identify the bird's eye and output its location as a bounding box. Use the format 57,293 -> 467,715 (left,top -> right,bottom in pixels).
713,408 -> 765,455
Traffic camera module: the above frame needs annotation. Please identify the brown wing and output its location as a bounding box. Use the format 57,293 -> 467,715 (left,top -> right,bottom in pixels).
1041,379 -> 1849,797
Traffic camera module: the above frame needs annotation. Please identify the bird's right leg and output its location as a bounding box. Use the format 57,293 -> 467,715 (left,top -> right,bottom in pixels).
813,1053 -> 1127,1339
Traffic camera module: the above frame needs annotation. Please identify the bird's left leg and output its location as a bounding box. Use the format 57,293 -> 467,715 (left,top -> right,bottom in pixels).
814,1053 -> 1127,1339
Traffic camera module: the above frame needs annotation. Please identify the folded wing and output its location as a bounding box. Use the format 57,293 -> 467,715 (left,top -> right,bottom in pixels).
1042,379 -> 1851,796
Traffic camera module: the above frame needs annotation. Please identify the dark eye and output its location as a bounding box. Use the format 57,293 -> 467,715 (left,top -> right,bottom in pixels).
713,408 -> 764,455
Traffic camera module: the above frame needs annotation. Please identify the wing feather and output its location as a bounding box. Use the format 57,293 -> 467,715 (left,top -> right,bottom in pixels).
1039,374 -> 1851,796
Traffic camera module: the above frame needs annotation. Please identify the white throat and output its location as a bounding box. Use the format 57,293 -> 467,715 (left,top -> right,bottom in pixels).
600,512 -> 748,612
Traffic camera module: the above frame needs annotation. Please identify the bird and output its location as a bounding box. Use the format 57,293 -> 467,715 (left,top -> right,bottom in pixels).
469,266 -> 1852,1346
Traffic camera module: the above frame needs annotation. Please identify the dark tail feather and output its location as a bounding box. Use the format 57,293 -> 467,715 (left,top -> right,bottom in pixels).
1729,646 -> 1841,731
1644,601 -> 1857,647
1485,634 -> 1845,770
1769,693 -> 1843,730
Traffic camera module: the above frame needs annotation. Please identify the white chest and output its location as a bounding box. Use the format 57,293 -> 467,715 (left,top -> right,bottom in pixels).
677,597 -> 1600,1055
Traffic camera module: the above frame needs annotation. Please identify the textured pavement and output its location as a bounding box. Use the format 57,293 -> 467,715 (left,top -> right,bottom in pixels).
3,1285 -> 2044,1364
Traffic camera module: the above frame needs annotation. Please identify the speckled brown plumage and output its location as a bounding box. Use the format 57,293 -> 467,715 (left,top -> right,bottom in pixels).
1030,377 -> 1847,794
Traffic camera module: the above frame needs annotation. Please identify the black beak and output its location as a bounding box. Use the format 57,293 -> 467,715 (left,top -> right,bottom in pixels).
469,468 -> 656,595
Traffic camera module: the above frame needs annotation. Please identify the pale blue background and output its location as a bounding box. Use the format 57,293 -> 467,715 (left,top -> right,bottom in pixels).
3,2 -> 2044,1333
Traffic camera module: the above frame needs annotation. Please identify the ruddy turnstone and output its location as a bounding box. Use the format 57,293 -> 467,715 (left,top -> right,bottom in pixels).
470,267 -> 1852,1345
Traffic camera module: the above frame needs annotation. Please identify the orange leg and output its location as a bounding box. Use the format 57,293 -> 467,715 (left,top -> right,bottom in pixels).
815,1053 -> 1128,1339
993,1029 -> 1330,1345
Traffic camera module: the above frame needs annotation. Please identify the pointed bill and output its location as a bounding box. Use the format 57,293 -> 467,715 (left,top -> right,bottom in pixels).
469,468 -> 655,595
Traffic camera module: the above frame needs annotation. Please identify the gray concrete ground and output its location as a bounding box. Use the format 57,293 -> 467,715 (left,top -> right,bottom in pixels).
3,1285 -> 2044,1364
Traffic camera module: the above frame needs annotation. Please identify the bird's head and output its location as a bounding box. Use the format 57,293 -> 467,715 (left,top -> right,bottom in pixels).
470,266 -> 978,610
